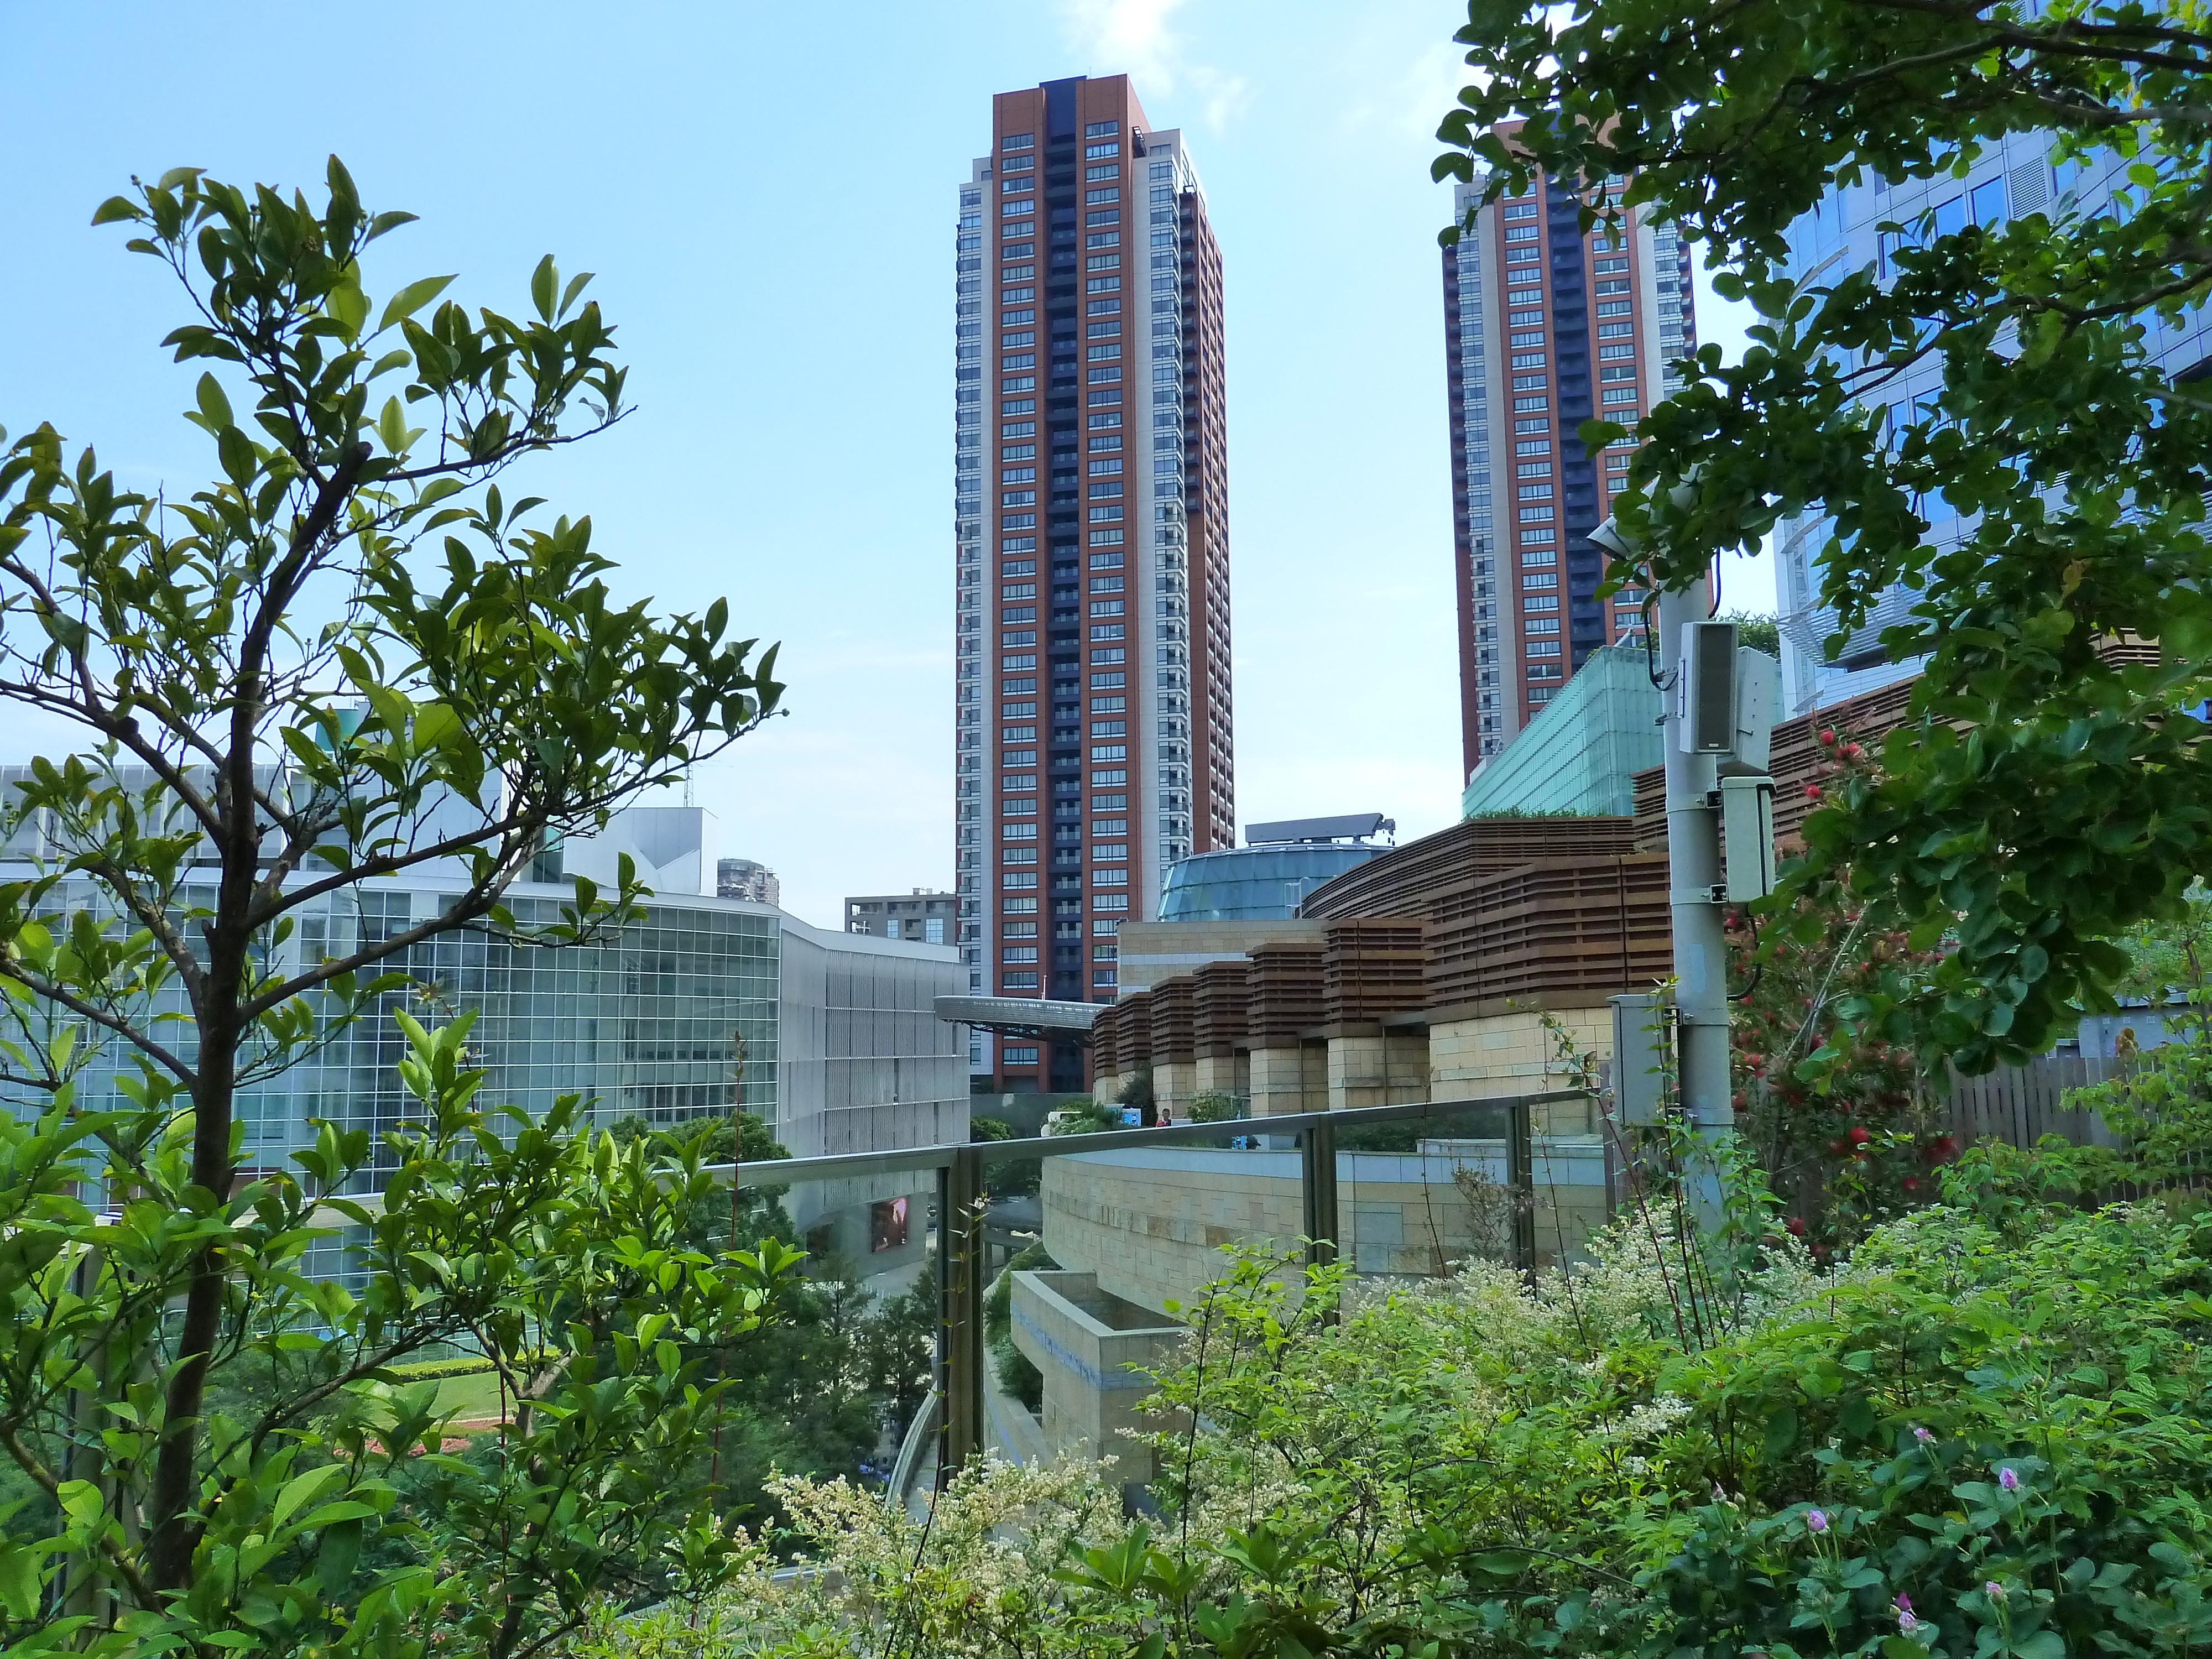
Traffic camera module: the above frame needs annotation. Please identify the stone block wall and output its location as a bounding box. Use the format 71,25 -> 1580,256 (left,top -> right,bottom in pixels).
1040,1140 -> 1613,1318
1009,1269 -> 1185,1487
1428,1005 -> 1610,1120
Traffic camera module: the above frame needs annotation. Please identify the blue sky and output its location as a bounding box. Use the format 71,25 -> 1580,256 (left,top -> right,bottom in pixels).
0,0 -> 1768,927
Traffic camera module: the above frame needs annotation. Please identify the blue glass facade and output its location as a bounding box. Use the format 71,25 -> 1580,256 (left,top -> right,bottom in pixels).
1156,843 -> 1383,923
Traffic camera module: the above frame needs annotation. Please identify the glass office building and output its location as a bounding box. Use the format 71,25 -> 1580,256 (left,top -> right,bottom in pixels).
0,800 -> 969,1196
1774,139 -> 2212,712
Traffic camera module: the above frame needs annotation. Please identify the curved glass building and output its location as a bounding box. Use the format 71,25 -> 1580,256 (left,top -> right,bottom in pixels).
1157,842 -> 1384,923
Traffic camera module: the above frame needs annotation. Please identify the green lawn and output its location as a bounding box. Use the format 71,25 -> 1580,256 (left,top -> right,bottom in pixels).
405,1366 -> 508,1426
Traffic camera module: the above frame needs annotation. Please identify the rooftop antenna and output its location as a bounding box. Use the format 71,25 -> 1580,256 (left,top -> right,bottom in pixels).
684,761 -> 695,808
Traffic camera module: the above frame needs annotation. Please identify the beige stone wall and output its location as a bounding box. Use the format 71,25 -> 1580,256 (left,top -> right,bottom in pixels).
1323,1030 -> 1431,1111
1190,1052 -> 1246,1102
1429,1007 -> 1610,1129
1249,1042 -> 1324,1116
1154,1059 -> 1195,1118
1325,1034 -> 1386,1112
1041,1141 -> 1611,1317
1042,1146 -> 1307,1316
1009,1270 -> 1185,1486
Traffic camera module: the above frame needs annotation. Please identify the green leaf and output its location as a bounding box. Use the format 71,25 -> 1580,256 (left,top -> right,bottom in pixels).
195,372 -> 233,432
0,1542 -> 43,1620
326,273 -> 369,340
316,1517 -> 363,1595
531,254 -> 557,322
378,274 -> 457,334
1761,1405 -> 1799,1460
91,195 -> 142,227
56,1479 -> 103,1528
272,1462 -> 345,1530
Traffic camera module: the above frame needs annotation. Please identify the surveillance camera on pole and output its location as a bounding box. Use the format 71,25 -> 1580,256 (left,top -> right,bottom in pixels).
1593,508 -> 1777,1230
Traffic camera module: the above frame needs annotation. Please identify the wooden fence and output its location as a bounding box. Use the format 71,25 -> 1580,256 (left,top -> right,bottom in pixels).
1942,1056 -> 2126,1150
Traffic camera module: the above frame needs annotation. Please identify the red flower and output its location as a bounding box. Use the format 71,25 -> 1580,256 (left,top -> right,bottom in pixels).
1848,1125 -> 1872,1146
1843,742 -> 1865,761
1786,1215 -> 1807,1237
1818,728 -> 1837,745
1902,1176 -> 1921,1193
1804,784 -> 1823,801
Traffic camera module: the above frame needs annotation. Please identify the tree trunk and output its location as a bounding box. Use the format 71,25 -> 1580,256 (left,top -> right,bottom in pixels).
143,1015 -> 239,1591
145,747 -> 258,1589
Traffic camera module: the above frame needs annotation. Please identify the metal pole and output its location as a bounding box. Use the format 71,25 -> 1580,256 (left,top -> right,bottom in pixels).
937,1146 -> 986,1485
1659,575 -> 1734,1230
1301,1115 -> 1338,1271
1506,1098 -> 1537,1272
932,1162 -> 952,1489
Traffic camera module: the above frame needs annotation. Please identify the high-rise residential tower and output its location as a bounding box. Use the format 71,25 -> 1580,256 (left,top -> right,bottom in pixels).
1443,135 -> 1696,782
953,75 -> 1234,1094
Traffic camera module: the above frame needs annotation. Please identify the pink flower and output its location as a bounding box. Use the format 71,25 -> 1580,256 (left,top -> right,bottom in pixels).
1986,1580 -> 2007,1601
1913,1426 -> 1934,1444
1806,1507 -> 1829,1534
1999,1466 -> 2018,1491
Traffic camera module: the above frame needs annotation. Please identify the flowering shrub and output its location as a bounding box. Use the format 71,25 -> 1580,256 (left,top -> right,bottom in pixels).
572,1155 -> 2212,1657
1735,722 -> 1955,1250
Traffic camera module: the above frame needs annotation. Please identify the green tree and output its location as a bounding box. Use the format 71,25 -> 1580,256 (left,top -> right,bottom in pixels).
1718,610 -> 1780,658
1433,0 -> 2212,1071
0,159 -> 786,1652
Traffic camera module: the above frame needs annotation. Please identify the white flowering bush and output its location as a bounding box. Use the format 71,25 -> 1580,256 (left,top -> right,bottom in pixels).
571,1159 -> 2212,1658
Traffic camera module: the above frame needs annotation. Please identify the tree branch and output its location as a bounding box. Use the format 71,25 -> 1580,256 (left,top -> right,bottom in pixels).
0,966 -> 196,1088
0,1422 -> 163,1610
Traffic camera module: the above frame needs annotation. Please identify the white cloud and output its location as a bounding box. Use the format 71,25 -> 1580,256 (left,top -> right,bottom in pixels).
1342,39 -> 1481,144
1060,0 -> 1251,131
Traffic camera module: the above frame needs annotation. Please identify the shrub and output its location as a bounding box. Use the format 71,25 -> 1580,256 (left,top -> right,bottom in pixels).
585,1159 -> 2212,1657
1186,1091 -> 1243,1123
1047,1097 -> 1126,1136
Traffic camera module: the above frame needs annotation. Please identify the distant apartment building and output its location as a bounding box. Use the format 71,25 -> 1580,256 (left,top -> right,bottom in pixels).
846,889 -> 956,944
1773,145 -> 2212,713
717,857 -> 779,906
953,74 -> 1235,1094
1443,133 -> 1695,782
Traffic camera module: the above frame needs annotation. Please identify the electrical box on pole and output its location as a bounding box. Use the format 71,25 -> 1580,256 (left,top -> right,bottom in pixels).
1719,645 -> 1781,901
1609,992 -> 1672,1125
1728,648 -> 1781,773
1720,775 -> 1777,901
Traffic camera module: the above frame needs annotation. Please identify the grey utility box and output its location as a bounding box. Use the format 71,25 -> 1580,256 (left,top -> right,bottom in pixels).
1609,992 -> 1672,1125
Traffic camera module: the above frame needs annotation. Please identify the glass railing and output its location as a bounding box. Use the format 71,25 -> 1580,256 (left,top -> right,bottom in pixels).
718,1086 -> 1605,1514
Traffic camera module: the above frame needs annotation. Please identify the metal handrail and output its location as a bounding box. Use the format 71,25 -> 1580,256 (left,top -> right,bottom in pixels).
697,1088 -> 1584,1191
707,1087 -> 1584,1504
